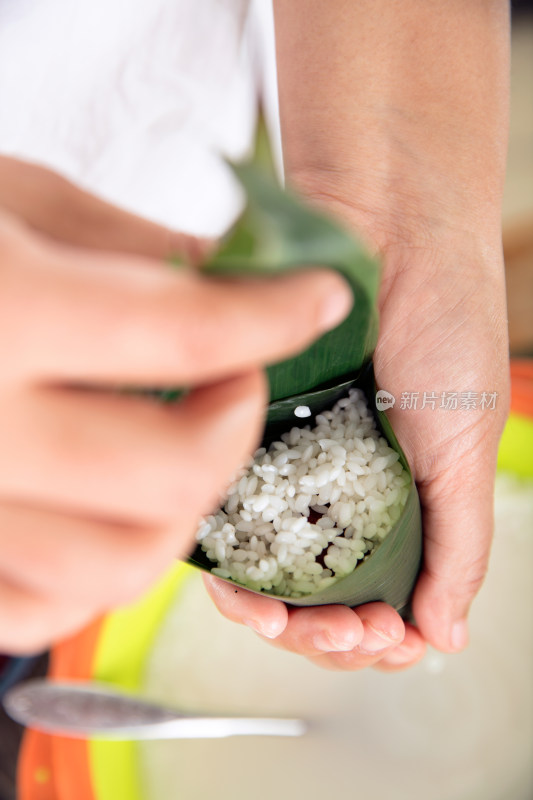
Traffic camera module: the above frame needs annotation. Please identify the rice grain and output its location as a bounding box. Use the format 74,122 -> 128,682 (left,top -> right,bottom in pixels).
197,389 -> 409,598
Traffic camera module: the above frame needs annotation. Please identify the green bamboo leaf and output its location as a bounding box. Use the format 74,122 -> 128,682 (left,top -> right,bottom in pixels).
187,129 -> 422,615
203,162 -> 380,402
188,367 -> 422,616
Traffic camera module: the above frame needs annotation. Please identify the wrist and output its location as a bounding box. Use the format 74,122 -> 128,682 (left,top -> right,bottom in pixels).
288,157 -> 505,263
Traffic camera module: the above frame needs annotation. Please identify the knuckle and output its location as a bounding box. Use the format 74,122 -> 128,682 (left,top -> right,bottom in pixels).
457,561 -> 488,599
425,553 -> 488,604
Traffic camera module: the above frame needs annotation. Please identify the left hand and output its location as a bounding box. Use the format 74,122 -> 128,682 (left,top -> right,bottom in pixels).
203,576 -> 425,671
205,0 -> 510,671
204,230 -> 509,672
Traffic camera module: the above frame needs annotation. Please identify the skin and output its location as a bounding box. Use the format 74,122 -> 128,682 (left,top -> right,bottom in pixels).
0,0 -> 510,670
206,0 -> 511,670
0,161 -> 352,653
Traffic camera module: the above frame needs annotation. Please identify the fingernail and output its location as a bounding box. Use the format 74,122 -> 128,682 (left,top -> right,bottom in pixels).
319,280 -> 353,332
243,618 -> 282,640
450,619 -> 469,652
313,630 -> 358,653
358,622 -> 398,655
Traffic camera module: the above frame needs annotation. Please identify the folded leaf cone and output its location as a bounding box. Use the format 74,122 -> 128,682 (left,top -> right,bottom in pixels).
186,136 -> 422,617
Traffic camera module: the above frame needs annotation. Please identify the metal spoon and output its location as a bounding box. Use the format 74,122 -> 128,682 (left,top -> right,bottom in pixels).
3,679 -> 306,740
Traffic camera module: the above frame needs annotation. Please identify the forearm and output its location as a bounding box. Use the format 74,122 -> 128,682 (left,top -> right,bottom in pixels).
273,0 -> 510,254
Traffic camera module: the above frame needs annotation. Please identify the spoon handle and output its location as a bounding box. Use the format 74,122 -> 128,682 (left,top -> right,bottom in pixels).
3,679 -> 306,740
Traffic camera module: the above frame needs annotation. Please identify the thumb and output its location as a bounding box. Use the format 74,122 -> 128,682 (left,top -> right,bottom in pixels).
411,444 -> 499,653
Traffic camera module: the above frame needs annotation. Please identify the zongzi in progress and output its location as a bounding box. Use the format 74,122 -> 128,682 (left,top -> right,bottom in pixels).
197,389 -> 409,598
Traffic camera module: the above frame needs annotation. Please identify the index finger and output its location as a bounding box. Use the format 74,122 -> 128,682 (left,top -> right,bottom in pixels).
7,234 -> 352,386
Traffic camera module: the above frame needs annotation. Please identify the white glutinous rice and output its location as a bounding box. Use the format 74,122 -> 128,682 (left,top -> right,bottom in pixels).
197,389 -> 410,598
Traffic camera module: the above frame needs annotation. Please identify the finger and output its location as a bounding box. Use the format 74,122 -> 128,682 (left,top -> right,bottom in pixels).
306,603 -> 405,670
204,575 -> 368,657
0,156 -> 208,260
202,574 -> 288,639
0,371 -> 266,526
372,623 -> 427,672
0,577 -> 98,655
5,224 -> 352,384
269,605 -> 365,657
412,438 -> 499,653
0,501 -> 175,607
204,573 -> 407,669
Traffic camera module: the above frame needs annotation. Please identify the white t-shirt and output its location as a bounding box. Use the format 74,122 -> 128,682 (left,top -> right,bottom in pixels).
0,0 -> 280,236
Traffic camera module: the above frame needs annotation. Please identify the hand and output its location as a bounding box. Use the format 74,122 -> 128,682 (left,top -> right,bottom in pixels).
204,576 -> 424,672
206,220 -> 508,671
374,237 -> 509,656
205,234 -> 508,671
0,159 -> 353,653
206,0 -> 509,672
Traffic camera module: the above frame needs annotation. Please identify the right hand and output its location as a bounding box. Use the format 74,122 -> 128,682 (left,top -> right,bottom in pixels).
0,166 -> 352,654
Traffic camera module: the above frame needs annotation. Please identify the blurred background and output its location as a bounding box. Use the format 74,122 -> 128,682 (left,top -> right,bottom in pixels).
503,4 -> 533,356
1,4 -> 532,800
